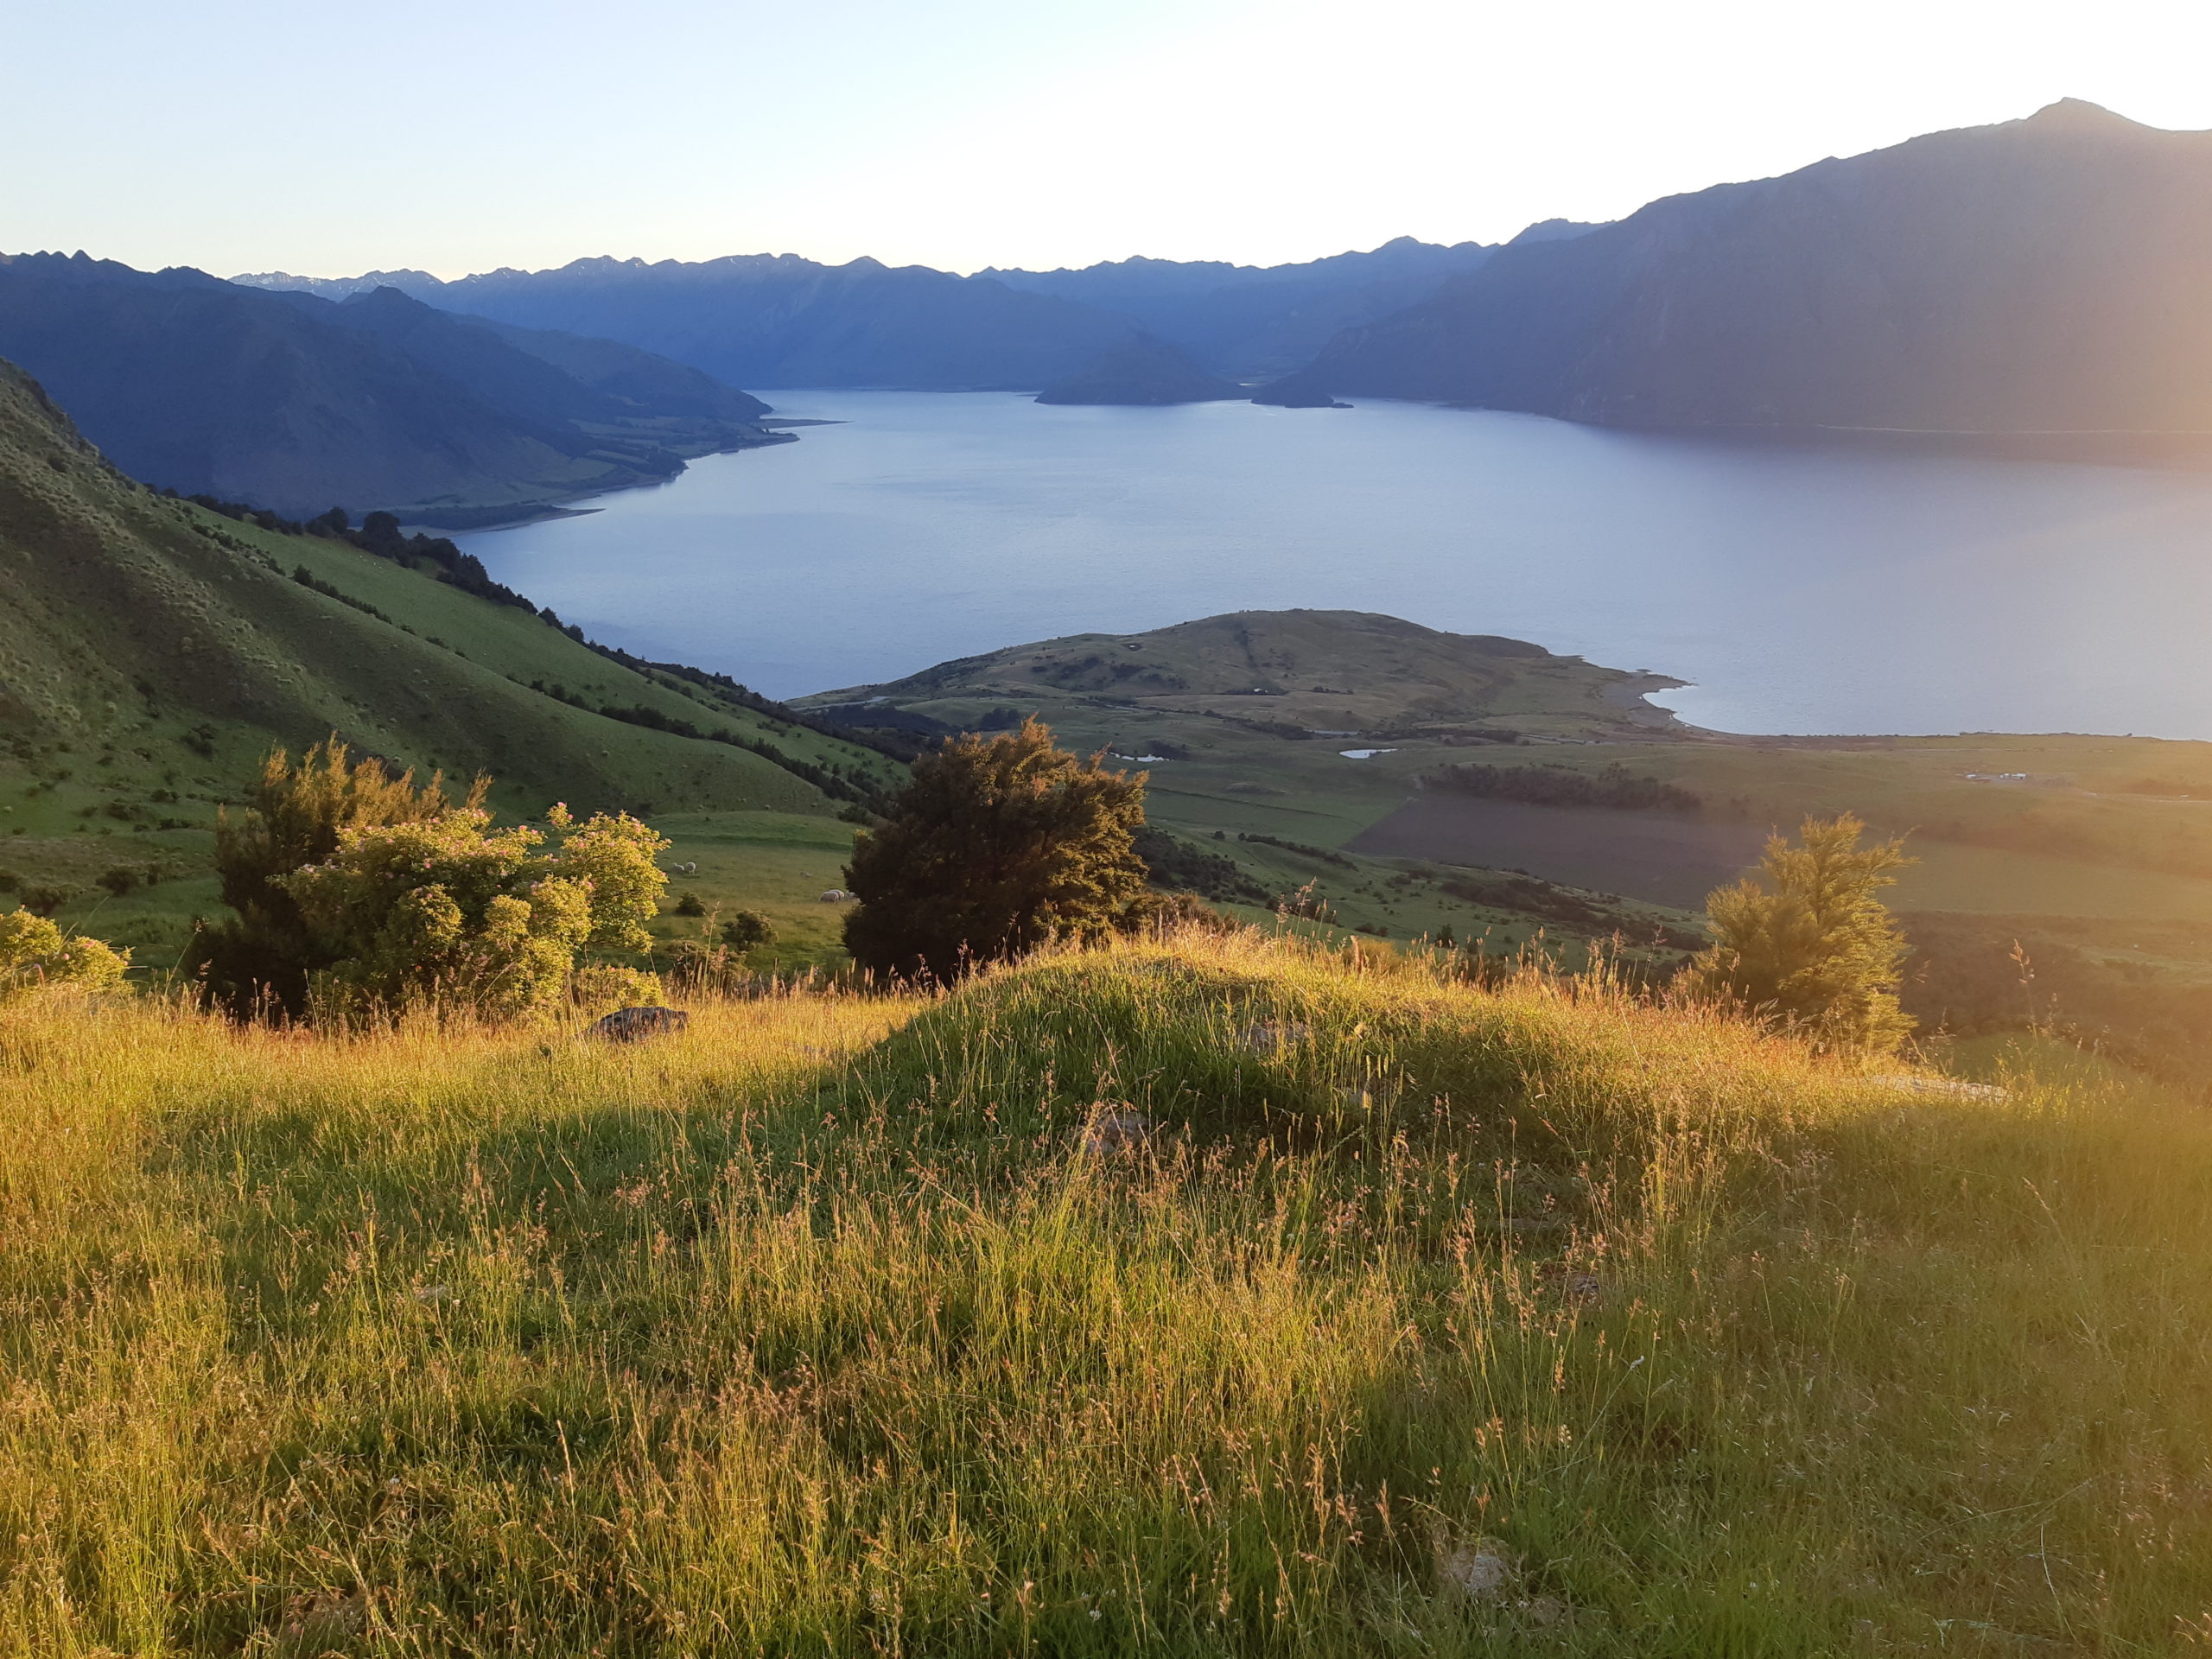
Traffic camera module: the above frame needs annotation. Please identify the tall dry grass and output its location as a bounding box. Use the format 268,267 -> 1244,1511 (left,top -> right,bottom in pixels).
2,930 -> 2209,1654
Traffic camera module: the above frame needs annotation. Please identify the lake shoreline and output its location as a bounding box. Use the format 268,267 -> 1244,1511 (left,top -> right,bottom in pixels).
459,391 -> 2212,740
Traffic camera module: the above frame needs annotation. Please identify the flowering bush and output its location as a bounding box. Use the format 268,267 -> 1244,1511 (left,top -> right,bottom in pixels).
0,911 -> 130,1002
281,804 -> 668,1021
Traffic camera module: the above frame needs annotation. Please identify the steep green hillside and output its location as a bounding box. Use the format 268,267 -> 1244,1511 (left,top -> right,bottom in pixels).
0,360 -> 900,963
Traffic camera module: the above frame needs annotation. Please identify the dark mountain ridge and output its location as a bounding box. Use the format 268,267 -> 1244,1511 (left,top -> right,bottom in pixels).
0,254 -> 782,519
1260,102 -> 2212,442
234,237 -> 1534,387
280,255 -> 1147,391
979,237 -> 1501,376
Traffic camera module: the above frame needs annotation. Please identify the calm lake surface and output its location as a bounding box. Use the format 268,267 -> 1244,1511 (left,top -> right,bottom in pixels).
459,391 -> 2212,736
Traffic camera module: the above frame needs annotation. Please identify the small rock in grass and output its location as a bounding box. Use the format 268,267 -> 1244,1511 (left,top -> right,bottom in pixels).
1520,1593 -> 1567,1626
588,1006 -> 690,1042
1238,1020 -> 1310,1056
1870,1073 -> 2007,1102
1438,1545 -> 1514,1601
1081,1109 -> 1154,1154
280,1588 -> 364,1643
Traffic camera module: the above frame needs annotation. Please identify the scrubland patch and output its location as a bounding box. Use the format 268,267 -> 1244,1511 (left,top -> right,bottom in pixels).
2,931 -> 2209,1653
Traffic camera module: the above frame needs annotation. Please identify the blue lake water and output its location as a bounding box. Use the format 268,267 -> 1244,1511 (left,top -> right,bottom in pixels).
458,391 -> 2212,737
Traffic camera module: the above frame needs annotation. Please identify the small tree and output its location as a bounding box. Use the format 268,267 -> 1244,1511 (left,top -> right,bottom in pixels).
0,911 -> 129,1002
1683,813 -> 1915,1054
843,719 -> 1149,983
282,803 -> 669,1021
721,910 -> 775,951
191,741 -> 476,1016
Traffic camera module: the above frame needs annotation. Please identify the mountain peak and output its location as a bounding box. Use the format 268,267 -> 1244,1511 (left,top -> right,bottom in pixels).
2020,98 -> 2150,133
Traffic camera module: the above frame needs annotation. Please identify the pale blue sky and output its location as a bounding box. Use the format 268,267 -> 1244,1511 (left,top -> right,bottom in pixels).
6,0 -> 2209,278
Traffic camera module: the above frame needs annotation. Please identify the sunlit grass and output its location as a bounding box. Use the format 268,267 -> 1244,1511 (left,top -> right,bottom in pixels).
2,930 -> 2209,1654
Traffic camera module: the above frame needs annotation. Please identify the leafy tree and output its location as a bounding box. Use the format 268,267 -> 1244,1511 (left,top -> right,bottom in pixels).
1683,813 -> 1915,1054
282,803 -> 669,1021
190,741 -> 475,1017
0,911 -> 128,1001
843,719 -> 1149,983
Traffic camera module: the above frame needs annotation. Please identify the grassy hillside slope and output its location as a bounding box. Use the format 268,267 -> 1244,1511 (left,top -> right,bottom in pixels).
0,360 -> 900,963
3,930 -> 2205,1652
804,609 -> 1681,741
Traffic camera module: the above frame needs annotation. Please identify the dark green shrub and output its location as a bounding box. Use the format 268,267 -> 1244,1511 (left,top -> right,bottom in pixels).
720,909 -> 775,950
20,885 -> 77,918
844,719 -> 1149,984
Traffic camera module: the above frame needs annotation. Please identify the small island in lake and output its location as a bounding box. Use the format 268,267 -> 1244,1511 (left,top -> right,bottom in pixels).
1034,333 -> 1243,405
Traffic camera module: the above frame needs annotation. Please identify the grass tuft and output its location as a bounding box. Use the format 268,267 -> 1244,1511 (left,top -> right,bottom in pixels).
2,931 -> 2209,1652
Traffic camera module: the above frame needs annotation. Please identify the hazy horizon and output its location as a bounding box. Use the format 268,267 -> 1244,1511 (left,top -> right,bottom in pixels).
10,0 -> 2212,282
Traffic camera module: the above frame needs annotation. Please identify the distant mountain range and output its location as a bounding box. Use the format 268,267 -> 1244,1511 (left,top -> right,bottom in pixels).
235,238 -> 1535,386
978,236 -> 1508,378
241,257 -> 1144,391
1258,101 -> 2212,444
0,254 -> 785,520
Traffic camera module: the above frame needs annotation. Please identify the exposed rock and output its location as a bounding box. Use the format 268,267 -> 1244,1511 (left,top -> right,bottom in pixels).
1080,1108 -> 1155,1154
279,1589 -> 365,1644
1438,1545 -> 1514,1601
1237,1020 -> 1311,1055
1870,1073 -> 2008,1101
